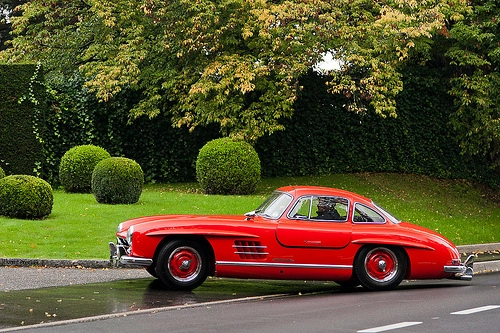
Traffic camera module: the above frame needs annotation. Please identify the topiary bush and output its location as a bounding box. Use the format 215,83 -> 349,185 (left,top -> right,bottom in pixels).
0,175 -> 53,219
196,138 -> 261,195
0,166 -> 5,179
59,145 -> 111,193
92,157 -> 144,204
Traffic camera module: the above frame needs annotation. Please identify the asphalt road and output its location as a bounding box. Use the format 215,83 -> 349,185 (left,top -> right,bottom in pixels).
1,272 -> 498,333
0,243 -> 498,332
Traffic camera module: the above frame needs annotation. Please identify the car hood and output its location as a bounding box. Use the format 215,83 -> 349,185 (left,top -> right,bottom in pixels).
117,214 -> 261,238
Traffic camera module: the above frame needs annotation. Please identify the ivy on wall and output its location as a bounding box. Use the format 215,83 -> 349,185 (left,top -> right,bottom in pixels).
0,64 -> 45,176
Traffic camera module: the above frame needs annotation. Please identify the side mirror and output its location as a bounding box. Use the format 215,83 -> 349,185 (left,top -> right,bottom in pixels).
244,211 -> 256,220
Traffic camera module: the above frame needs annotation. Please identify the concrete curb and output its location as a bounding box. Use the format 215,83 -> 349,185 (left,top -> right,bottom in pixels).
0,258 -> 112,268
457,242 -> 500,253
472,260 -> 500,274
457,243 -> 500,275
1,243 -> 498,274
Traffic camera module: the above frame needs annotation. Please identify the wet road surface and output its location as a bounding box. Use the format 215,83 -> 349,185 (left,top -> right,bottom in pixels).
1,274 -> 497,333
0,267 -> 337,330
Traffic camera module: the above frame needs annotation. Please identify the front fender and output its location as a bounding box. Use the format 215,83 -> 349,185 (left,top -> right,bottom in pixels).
146,229 -> 260,239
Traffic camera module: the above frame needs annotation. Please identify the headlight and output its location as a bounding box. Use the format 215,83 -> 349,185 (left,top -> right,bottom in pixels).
126,226 -> 134,245
117,223 -> 124,233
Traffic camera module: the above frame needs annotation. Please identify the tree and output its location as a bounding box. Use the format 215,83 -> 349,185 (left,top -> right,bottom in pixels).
0,0 -> 27,51
0,0 -> 469,142
446,0 -> 500,168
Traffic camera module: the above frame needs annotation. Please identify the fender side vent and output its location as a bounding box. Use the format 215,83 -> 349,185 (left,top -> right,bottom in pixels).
233,240 -> 268,259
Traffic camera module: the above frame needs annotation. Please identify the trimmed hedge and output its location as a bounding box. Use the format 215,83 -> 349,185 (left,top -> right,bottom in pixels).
196,138 -> 261,195
255,68 -> 493,183
0,175 -> 53,219
0,64 -> 45,176
59,145 -> 111,193
92,157 -> 144,204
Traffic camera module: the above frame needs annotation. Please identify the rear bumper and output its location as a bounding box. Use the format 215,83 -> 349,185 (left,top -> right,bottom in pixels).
444,254 -> 474,281
108,242 -> 153,268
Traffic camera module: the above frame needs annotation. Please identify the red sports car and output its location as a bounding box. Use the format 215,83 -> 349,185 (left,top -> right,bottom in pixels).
109,186 -> 474,291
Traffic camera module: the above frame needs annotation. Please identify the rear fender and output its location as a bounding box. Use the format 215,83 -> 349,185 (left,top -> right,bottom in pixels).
351,238 -> 435,251
353,242 -> 413,279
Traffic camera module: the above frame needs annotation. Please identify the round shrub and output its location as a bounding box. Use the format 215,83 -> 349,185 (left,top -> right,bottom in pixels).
92,157 -> 144,204
0,175 -> 53,219
59,145 -> 111,193
196,138 -> 261,195
0,166 -> 5,179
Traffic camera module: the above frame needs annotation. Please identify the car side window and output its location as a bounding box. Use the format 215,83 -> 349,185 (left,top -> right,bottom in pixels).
310,196 -> 348,221
289,196 -> 312,219
353,203 -> 386,223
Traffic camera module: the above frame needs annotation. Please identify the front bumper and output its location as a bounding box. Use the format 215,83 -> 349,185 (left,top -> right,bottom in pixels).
444,254 -> 474,281
109,241 -> 153,268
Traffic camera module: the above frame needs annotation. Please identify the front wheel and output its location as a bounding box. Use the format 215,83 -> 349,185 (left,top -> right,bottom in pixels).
155,240 -> 209,291
354,246 -> 407,291
146,265 -> 158,278
334,279 -> 360,289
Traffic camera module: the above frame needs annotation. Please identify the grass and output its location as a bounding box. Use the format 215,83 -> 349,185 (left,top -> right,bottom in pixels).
0,173 -> 499,260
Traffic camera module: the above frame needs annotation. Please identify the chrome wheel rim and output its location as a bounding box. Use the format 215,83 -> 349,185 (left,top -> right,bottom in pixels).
364,247 -> 399,283
168,246 -> 202,282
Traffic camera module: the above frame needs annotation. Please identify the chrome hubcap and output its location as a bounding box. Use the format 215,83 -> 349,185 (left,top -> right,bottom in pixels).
378,259 -> 387,272
179,259 -> 192,270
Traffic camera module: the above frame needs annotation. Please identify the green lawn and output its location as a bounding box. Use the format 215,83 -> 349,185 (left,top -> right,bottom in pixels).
1,173 -> 498,260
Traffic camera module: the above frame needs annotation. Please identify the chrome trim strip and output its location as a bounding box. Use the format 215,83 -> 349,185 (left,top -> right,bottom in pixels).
109,242 -> 153,267
232,245 -> 268,249
216,261 -> 352,269
119,255 -> 153,267
444,265 -> 466,273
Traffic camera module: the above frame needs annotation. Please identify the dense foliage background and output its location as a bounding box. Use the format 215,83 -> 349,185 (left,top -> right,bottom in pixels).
1,1 -> 499,189
2,66 -> 496,188
258,68 -> 495,186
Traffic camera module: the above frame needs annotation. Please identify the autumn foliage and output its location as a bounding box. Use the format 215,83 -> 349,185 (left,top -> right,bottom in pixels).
1,0 -> 470,142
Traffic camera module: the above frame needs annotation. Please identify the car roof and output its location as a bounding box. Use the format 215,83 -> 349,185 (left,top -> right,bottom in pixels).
276,185 -> 373,204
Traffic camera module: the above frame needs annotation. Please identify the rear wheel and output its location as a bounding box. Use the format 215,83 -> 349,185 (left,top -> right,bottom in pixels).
354,246 -> 407,291
155,239 -> 209,291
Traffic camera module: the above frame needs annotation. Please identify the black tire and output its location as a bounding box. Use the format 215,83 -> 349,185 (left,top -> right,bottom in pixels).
354,246 -> 407,291
155,239 -> 209,291
334,278 -> 360,289
146,265 -> 158,278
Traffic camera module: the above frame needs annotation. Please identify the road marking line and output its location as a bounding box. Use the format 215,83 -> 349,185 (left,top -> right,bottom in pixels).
451,305 -> 500,315
357,322 -> 422,332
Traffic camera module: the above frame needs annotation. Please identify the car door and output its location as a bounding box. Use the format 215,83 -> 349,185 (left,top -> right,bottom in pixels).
276,195 -> 352,248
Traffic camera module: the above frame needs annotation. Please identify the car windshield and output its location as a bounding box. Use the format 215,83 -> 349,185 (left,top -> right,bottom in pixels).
255,191 -> 293,219
373,201 -> 401,224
